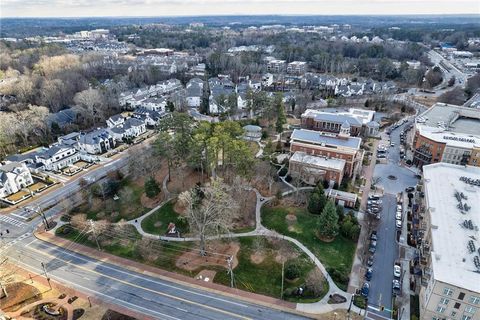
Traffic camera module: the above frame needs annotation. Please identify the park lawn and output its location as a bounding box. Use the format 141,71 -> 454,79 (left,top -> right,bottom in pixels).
261,206 -> 356,291
82,178 -> 150,223
55,223 -> 192,275
214,237 -> 328,302
141,201 -> 189,236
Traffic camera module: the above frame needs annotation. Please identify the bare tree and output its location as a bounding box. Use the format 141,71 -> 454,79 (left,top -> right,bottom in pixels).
74,88 -> 105,124
178,178 -> 239,255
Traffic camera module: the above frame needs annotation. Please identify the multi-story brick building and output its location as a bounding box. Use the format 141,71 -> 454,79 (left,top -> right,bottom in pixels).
419,163 -> 480,320
289,128 -> 363,178
301,108 -> 376,137
289,151 -> 345,185
412,103 -> 480,168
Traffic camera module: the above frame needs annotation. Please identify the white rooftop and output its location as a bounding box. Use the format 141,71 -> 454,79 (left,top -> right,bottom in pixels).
290,151 -> 346,171
418,126 -> 480,149
423,163 -> 480,293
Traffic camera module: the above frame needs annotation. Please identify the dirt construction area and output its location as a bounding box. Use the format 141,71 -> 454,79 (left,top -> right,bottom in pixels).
175,241 -> 240,272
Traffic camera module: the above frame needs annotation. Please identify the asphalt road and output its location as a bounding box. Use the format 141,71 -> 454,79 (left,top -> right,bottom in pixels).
366,120 -> 419,319
6,234 -> 311,320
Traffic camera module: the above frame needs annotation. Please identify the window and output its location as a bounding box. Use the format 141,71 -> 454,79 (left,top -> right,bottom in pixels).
455,302 -> 461,309
470,296 -> 480,305
461,316 -> 471,320
440,298 -> 450,305
459,292 -> 466,300
451,311 -> 457,318
437,306 -> 446,313
465,306 -> 477,314
444,288 -> 454,296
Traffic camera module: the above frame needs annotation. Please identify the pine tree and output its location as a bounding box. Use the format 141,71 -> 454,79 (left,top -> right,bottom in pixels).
144,177 -> 161,198
318,200 -> 339,240
307,184 -> 327,214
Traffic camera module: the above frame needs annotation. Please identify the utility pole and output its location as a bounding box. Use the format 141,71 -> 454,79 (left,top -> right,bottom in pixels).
41,262 -> 52,289
280,260 -> 285,299
89,220 -> 101,251
226,256 -> 234,288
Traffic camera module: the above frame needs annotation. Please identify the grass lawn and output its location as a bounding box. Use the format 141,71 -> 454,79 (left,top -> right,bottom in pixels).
141,201 -> 189,236
78,178 -> 150,223
55,223 -> 193,276
261,206 -> 356,291
214,237 -> 328,302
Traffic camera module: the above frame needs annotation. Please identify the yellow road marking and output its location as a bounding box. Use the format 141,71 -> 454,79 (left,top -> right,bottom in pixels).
23,245 -> 252,320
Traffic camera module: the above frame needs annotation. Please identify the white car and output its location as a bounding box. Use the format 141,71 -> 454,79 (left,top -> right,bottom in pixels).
397,204 -> 402,211
396,211 -> 402,220
390,142 -> 395,147
396,219 -> 402,229
394,265 -> 401,278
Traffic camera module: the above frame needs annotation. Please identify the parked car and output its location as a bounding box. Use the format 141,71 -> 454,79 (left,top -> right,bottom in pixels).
392,280 -> 401,295
405,186 -> 415,192
368,200 -> 382,205
394,264 -> 401,278
396,210 -> 402,220
397,204 -> 402,211
396,219 -> 402,229
370,231 -> 378,241
365,268 -> 373,281
361,282 -> 370,297
367,255 -> 374,267
368,195 -> 381,201
367,208 -> 380,214
375,213 -> 381,220
369,240 -> 377,253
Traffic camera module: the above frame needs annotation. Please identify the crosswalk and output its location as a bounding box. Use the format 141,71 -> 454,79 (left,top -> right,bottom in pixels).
0,215 -> 27,227
0,232 -> 31,254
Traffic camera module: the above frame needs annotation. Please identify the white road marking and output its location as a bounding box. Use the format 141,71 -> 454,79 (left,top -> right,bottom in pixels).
9,258 -> 183,320
36,242 -> 250,308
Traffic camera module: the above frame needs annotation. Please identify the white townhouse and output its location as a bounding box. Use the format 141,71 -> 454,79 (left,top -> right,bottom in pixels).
0,162 -> 34,198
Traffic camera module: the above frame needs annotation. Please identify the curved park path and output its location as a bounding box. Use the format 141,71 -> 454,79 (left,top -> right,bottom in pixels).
127,180 -> 361,315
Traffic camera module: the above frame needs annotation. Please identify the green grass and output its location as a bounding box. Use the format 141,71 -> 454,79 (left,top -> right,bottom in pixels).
141,201 -> 189,236
261,206 -> 356,291
213,237 -> 328,302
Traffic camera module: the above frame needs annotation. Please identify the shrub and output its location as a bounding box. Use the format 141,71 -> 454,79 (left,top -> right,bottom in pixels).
285,261 -> 301,280
278,167 -> 288,176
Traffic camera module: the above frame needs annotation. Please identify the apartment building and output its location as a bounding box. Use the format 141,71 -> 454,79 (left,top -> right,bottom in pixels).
412,103 -> 480,168
266,59 -> 286,73
419,163 -> 480,320
287,61 -> 307,74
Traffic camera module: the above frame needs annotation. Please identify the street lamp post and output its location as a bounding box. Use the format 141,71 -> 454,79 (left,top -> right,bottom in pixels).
348,293 -> 355,313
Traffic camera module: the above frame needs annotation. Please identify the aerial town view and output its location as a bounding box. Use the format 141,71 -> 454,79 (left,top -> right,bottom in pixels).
0,1 -> 479,319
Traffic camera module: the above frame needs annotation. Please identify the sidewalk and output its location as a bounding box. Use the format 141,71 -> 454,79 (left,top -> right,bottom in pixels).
347,138 -> 379,294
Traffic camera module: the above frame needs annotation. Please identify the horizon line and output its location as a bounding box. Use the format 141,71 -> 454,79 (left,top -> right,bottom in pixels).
2,13 -> 480,19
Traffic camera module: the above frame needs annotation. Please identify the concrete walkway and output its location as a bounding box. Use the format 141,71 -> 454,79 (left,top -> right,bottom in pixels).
125,177 -> 363,315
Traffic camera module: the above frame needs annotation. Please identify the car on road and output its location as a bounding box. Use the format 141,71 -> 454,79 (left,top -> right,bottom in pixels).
396,210 -> 402,220
390,142 -> 395,147
394,264 -> 401,278
361,282 -> 370,297
365,268 -> 373,281
367,255 -> 374,267
392,280 -> 401,295
405,186 -> 415,192
370,231 -> 378,241
396,219 -> 402,229
369,240 -> 377,253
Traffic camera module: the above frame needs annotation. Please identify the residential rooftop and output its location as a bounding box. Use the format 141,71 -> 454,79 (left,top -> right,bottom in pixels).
290,129 -> 362,150
417,103 -> 480,136
423,163 -> 480,294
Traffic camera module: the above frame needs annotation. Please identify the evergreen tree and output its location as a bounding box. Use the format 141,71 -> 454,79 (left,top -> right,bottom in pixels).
144,177 -> 161,198
307,184 -> 327,214
318,200 -> 339,240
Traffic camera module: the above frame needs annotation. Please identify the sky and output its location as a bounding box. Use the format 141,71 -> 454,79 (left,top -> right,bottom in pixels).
1,0 -> 479,18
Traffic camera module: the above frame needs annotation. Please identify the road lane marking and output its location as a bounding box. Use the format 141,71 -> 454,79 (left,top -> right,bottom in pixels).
21,245 -> 252,320
10,213 -> 30,221
9,258 -> 182,320
34,241 -> 250,309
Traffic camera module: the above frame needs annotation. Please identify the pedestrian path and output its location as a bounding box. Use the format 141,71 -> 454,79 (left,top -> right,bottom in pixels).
0,232 -> 31,253
0,214 -> 27,227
